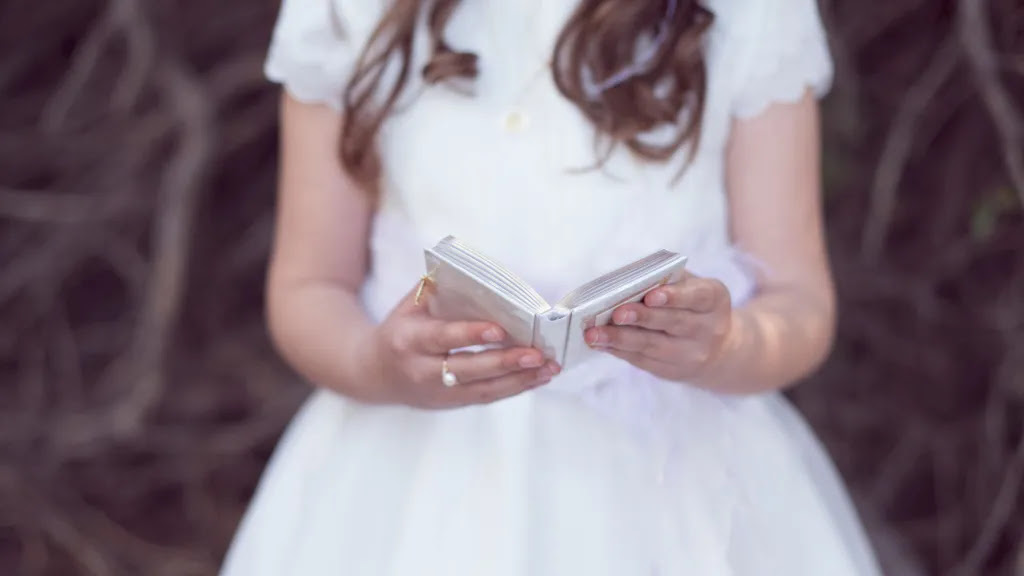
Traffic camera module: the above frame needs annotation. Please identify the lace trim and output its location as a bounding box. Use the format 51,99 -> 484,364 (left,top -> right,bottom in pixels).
264,48 -> 349,111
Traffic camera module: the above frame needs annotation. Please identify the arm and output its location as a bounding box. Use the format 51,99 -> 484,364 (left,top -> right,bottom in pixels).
266,94 -> 556,406
586,90 -> 836,394
703,89 -> 836,393
265,94 -> 383,402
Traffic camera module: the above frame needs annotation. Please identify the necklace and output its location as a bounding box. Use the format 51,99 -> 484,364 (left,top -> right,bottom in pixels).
501,61 -> 551,134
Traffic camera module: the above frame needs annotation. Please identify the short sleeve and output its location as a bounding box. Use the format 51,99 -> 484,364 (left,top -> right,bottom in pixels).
730,0 -> 834,119
264,0 -> 384,110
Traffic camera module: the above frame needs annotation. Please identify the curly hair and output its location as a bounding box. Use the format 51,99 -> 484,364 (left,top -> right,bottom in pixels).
339,0 -> 714,186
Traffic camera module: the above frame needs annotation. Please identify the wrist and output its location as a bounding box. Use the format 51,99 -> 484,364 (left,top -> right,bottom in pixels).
340,328 -> 398,404
690,308 -> 746,390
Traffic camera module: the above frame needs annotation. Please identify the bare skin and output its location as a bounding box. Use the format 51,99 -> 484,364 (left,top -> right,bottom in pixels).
586,90 -> 837,394
267,88 -> 834,405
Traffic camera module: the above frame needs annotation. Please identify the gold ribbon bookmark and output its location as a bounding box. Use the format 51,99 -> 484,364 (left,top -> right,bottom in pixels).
414,272 -> 434,306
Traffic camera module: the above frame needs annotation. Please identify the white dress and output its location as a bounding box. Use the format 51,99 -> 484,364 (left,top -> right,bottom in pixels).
222,0 -> 882,574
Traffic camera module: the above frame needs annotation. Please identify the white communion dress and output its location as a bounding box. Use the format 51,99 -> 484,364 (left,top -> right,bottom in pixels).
221,0 -> 883,574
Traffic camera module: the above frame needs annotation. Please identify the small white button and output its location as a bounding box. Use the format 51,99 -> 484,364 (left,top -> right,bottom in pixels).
501,109 -> 530,133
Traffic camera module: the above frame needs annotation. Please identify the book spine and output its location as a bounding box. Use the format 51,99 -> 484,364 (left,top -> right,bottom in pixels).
532,308 -> 571,365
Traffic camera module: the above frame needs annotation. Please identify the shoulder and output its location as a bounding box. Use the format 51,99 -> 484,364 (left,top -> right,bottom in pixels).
702,0 -> 834,119
264,0 -> 390,109
703,0 -> 829,44
271,0 -> 388,34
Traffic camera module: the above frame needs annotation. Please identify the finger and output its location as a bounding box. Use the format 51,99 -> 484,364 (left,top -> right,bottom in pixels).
446,365 -> 556,407
410,319 -> 507,353
441,347 -> 550,384
645,277 -> 724,313
585,325 -> 675,360
610,304 -> 702,337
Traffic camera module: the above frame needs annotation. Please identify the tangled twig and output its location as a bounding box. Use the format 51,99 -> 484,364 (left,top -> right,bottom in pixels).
1,0 -> 1022,574
960,0 -> 1024,205
861,39 -> 960,260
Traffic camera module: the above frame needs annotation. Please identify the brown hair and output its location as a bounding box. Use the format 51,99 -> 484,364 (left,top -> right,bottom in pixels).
340,0 -> 713,186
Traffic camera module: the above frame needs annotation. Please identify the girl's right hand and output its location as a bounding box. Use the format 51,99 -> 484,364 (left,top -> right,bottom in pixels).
360,285 -> 560,409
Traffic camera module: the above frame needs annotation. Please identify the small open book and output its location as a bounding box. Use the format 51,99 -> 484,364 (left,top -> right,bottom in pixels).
424,236 -> 687,369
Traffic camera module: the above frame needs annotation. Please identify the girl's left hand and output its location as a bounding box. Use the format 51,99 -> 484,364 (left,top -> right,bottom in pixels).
584,273 -> 733,382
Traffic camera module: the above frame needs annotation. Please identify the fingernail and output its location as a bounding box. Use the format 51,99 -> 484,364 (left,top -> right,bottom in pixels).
617,310 -> 637,325
538,366 -> 555,379
586,330 -> 607,347
648,291 -> 668,307
483,328 -> 504,342
519,355 -> 543,368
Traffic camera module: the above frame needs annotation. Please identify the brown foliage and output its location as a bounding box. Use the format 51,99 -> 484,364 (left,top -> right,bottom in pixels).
0,0 -> 1022,574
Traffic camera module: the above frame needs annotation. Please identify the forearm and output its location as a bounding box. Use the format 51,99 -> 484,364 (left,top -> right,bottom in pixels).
267,279 -> 387,403
695,286 -> 836,394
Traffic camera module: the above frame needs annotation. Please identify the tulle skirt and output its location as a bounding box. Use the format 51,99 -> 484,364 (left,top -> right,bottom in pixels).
220,355 -> 880,575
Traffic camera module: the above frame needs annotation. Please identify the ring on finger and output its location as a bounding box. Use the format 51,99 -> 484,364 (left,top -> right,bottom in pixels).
441,356 -> 459,387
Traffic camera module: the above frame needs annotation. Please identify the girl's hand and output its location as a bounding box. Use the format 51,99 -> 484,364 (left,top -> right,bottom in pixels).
584,273 -> 732,382
361,284 -> 560,409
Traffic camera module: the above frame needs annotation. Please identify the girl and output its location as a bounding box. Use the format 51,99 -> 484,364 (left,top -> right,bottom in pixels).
222,0 -> 882,574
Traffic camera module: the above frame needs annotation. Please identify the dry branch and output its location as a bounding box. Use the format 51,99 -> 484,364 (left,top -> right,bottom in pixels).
1,0 -> 1023,574
861,39 -> 960,260
959,0 -> 1024,206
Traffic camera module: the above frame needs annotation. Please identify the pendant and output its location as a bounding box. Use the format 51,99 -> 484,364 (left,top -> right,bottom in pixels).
501,108 -> 530,134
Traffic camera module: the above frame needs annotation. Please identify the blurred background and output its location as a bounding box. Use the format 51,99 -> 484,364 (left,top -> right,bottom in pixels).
1,0 -> 1022,574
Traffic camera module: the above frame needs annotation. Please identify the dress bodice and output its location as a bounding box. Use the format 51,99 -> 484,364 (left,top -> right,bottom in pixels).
263,0 -> 834,319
